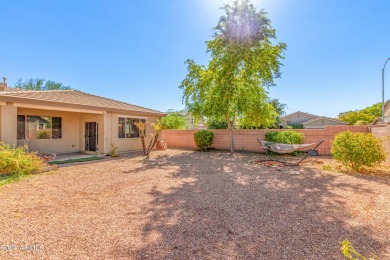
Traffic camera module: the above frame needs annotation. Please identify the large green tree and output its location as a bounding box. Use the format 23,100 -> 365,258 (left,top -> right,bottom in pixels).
14,78 -> 71,90
208,98 -> 286,129
264,98 -> 286,128
180,0 -> 286,152
338,103 -> 381,125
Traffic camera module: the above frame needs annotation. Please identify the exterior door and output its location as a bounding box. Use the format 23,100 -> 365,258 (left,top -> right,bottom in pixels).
85,122 -> 98,151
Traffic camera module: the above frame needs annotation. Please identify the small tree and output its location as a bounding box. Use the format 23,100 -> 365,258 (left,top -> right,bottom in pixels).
180,0 -> 286,153
134,121 -> 147,155
331,131 -> 386,171
146,120 -> 166,156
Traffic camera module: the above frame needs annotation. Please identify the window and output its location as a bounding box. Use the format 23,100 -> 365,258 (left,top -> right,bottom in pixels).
118,118 -> 145,138
27,116 -> 51,139
17,115 -> 62,140
52,117 -> 62,139
17,115 -> 26,139
118,118 -> 126,138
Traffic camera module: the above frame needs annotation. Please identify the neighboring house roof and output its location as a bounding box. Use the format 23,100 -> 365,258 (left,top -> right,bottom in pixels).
280,111 -> 347,125
301,116 -> 347,125
0,89 -> 165,116
280,111 -> 319,120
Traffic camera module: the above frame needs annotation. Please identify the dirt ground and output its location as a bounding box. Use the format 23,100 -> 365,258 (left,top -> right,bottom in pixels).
0,149 -> 389,259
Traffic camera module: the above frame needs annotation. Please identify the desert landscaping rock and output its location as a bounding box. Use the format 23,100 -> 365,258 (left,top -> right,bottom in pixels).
0,150 -> 389,259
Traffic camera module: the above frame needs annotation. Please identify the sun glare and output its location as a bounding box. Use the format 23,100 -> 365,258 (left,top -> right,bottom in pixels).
199,0 -> 263,9
198,0 -> 269,18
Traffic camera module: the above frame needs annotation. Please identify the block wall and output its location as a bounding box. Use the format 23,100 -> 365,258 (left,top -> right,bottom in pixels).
161,126 -> 369,155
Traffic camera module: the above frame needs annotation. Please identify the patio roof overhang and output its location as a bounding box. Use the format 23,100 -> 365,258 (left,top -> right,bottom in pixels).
14,102 -> 105,114
0,95 -> 165,117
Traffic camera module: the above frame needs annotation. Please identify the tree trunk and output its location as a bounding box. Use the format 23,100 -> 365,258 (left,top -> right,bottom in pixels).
146,133 -> 160,156
149,133 -> 160,153
140,134 -> 146,155
225,114 -> 235,153
229,126 -> 235,153
146,135 -> 154,155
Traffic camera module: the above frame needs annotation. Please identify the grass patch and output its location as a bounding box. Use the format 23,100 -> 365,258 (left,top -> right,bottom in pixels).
49,156 -> 104,165
0,174 -> 33,187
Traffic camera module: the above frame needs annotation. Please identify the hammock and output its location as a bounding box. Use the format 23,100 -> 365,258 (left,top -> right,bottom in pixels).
257,139 -> 324,166
260,141 -> 317,154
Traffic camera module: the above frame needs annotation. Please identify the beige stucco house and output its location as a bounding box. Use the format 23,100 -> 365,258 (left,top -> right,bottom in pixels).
279,111 -> 347,129
372,100 -> 390,125
0,81 -> 165,155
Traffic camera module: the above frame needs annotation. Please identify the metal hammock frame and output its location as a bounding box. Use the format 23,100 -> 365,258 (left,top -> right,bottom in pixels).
257,138 -> 324,166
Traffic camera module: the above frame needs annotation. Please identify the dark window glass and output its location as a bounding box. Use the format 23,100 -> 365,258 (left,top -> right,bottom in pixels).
118,118 -> 144,138
118,118 -> 126,138
17,115 -> 25,140
52,117 -> 62,139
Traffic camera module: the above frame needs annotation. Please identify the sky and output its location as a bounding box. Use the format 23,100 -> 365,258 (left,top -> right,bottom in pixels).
1,0 -> 390,117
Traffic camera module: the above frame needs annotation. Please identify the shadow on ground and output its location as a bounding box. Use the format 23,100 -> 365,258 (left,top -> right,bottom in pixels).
115,151 -> 387,259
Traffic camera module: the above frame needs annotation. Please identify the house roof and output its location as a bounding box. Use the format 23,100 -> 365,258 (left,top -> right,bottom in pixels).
280,111 -> 347,125
280,111 -> 319,120
0,88 -> 165,116
301,116 -> 347,125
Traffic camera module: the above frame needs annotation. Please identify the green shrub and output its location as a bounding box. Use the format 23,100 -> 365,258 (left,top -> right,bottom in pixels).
264,131 -> 304,144
161,114 -> 187,129
331,131 -> 386,171
194,130 -> 214,151
341,239 -> 377,259
110,144 -> 119,157
0,143 -> 43,175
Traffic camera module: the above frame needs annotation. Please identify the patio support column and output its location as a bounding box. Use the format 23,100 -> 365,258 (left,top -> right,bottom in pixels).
102,112 -> 113,154
0,103 -> 17,146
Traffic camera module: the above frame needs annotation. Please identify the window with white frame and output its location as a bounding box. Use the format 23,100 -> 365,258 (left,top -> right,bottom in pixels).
118,118 -> 146,138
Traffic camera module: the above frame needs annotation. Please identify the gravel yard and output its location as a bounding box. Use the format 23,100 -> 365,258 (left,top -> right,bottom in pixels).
0,149 -> 389,259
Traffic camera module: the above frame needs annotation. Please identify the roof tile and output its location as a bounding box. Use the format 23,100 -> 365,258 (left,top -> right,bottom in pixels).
0,89 -> 164,115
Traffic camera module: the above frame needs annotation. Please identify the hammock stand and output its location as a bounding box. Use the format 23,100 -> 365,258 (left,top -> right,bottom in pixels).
257,139 -> 324,166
